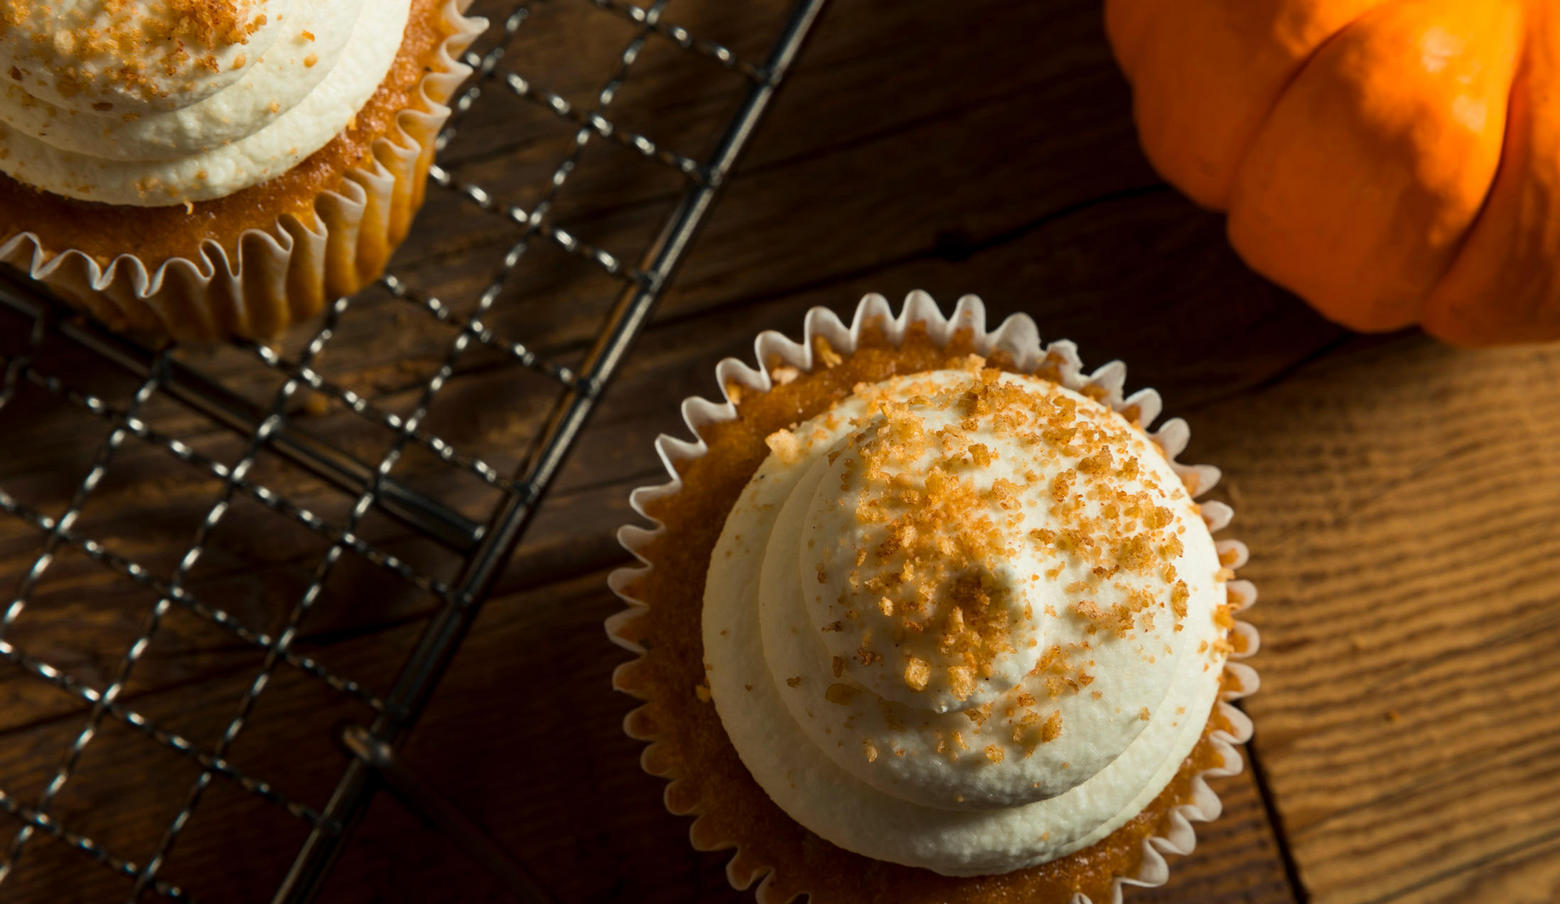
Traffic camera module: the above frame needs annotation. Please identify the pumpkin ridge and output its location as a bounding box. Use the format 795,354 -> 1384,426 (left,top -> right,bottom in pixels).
1109,0 -> 1560,345
1421,26 -> 1530,332
1108,0 -> 1395,210
1222,0 -> 1391,207
1224,0 -> 1523,332
1423,10 -> 1560,345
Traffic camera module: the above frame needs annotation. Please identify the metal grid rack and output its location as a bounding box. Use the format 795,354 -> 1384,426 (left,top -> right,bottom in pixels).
0,0 -> 826,900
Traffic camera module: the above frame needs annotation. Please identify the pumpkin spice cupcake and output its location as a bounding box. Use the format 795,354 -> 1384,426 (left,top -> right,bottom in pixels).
0,0 -> 484,340
608,292 -> 1260,902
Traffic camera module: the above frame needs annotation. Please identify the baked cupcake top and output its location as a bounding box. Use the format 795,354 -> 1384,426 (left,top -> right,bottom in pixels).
0,0 -> 412,205
702,361 -> 1233,876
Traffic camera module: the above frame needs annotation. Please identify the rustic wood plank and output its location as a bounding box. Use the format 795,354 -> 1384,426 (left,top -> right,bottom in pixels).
1193,334 -> 1560,903
1390,833 -> 1560,904
0,0 -> 1345,637
0,0 -> 1364,899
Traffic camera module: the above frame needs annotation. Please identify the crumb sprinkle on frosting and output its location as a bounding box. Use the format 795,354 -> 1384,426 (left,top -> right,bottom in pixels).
1,0 -> 267,103
812,370 -> 1194,721
713,362 -> 1232,816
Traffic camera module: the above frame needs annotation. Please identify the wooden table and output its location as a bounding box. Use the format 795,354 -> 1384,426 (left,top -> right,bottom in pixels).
0,0 -> 1556,902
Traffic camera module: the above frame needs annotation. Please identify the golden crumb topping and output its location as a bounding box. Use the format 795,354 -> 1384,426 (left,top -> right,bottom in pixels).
841,396 -> 1018,701
739,362 -> 1230,799
0,0 -> 267,103
815,368 -> 1191,724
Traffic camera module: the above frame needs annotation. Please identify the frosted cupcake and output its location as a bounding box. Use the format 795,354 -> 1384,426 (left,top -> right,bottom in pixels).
609,293 -> 1259,903
0,0 -> 484,339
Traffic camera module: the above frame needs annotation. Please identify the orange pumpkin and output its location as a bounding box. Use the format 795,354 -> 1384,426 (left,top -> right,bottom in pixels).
1105,0 -> 1560,345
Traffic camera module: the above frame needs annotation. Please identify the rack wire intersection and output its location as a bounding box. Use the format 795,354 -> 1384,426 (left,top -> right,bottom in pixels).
0,0 -> 827,900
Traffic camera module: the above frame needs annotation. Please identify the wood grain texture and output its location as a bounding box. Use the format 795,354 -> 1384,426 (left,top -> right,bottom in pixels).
0,0 -> 1547,901
1192,335 -> 1560,904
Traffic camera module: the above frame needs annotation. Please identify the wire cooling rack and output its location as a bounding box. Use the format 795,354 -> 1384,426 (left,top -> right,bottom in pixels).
0,0 -> 826,900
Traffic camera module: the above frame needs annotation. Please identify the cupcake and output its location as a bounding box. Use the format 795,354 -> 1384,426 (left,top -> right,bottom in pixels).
608,292 -> 1259,902
0,0 -> 484,340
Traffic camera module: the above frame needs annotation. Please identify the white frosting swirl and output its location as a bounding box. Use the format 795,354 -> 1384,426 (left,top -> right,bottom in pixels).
0,0 -> 412,205
703,367 -> 1230,876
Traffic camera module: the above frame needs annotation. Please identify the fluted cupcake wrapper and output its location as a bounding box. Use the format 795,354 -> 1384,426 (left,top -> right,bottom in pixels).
607,290 -> 1261,904
0,0 -> 484,342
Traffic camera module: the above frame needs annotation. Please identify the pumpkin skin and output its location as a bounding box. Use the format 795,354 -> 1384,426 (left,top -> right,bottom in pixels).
1106,0 -> 1560,345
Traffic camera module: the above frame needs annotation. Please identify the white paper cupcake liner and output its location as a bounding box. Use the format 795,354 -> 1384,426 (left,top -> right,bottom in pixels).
607,290 -> 1260,904
0,0 -> 484,341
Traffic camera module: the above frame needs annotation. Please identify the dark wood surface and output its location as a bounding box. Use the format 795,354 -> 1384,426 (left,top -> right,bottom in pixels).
0,0 -> 1555,902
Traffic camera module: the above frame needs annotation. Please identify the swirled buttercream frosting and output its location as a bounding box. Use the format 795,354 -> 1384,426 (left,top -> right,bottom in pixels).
703,363 -> 1232,876
0,0 -> 411,205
